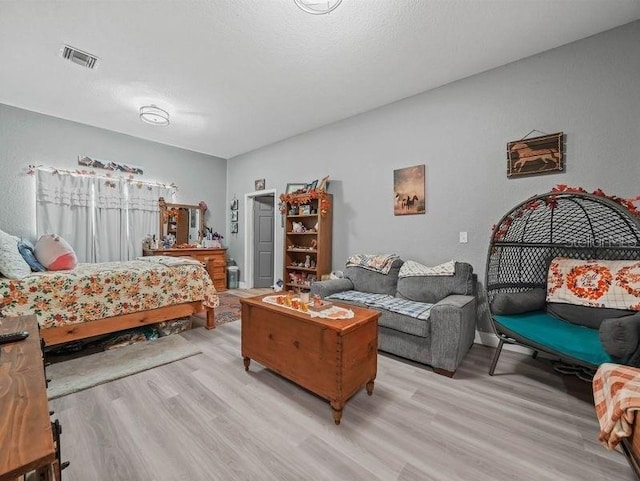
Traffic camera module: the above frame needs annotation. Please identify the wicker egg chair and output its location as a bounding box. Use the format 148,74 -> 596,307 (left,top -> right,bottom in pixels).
485,190 -> 640,374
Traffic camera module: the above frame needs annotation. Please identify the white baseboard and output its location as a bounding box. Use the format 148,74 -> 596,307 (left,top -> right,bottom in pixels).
238,281 -> 248,289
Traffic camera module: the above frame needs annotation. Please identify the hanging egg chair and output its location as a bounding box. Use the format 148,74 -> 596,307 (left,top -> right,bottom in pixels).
485,190 -> 640,374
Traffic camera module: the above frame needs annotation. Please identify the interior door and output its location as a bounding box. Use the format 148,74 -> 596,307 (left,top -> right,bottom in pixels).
253,195 -> 274,288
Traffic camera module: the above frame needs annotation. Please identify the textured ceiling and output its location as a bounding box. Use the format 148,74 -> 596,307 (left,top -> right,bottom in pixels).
0,1 -> 638,159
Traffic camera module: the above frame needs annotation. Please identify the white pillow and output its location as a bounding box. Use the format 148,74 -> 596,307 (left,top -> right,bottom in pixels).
399,260 -> 456,278
0,229 -> 32,279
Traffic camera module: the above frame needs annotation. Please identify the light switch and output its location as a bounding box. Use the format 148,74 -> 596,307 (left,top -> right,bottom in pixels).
459,231 -> 468,243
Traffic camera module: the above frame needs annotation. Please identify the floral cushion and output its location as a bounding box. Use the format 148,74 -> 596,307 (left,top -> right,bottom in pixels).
547,257 -> 640,310
0,229 -> 32,279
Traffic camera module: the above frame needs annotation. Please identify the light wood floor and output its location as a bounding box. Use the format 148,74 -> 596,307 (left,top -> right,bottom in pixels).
50,311 -> 634,481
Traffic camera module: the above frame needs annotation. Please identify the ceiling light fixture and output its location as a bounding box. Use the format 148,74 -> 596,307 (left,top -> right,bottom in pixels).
139,105 -> 170,126
294,0 -> 342,15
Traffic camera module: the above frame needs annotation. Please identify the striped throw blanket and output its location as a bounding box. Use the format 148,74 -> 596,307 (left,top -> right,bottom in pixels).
346,254 -> 399,275
593,362 -> 640,448
326,290 -> 433,321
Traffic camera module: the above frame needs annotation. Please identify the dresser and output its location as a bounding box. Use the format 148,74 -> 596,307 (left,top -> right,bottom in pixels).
143,248 -> 227,291
0,315 -> 61,481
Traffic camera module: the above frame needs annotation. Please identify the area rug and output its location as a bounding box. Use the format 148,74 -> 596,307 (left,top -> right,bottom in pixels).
214,292 -> 242,325
46,334 -> 201,400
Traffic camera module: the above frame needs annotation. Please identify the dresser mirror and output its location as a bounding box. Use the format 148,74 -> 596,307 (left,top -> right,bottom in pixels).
159,197 -> 204,245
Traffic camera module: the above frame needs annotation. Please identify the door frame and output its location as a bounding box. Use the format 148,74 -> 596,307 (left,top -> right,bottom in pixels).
242,189 -> 278,289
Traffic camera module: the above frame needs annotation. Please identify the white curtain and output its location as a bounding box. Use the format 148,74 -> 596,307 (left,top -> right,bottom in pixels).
94,178 -> 128,262
127,184 -> 173,259
36,170 -> 94,262
36,169 -> 174,263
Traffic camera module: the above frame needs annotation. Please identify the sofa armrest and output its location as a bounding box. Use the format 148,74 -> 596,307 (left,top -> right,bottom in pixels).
429,295 -> 477,372
310,278 -> 355,299
600,313 -> 640,365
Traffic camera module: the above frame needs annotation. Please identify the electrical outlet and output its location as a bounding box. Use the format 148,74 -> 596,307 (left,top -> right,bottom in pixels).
459,231 -> 468,243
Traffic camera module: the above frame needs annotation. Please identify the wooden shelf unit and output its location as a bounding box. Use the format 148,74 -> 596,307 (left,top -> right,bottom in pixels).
282,193 -> 332,291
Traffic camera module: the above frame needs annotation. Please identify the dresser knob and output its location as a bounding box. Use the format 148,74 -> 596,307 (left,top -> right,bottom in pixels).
293,340 -> 299,348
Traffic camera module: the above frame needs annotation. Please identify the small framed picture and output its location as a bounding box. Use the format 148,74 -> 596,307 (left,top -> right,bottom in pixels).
300,205 -> 311,216
230,198 -> 238,210
231,211 -> 238,222
255,179 -> 265,191
231,222 -> 238,234
286,183 -> 307,194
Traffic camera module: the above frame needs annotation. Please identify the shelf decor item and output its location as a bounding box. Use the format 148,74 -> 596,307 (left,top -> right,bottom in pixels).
279,190 -> 331,217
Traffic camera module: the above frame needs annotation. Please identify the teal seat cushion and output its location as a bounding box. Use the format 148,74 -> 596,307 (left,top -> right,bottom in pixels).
494,311 -> 613,366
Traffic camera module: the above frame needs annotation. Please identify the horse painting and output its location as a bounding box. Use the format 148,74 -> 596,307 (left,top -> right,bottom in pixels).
394,164 -> 426,216
507,133 -> 564,177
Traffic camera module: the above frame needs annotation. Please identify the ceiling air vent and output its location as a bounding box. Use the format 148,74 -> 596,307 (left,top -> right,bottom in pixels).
61,45 -> 98,70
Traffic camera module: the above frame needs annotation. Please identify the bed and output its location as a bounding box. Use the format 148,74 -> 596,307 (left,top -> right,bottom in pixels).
0,257 -> 219,347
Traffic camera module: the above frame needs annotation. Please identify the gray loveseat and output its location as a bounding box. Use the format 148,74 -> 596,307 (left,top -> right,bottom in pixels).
310,260 -> 477,377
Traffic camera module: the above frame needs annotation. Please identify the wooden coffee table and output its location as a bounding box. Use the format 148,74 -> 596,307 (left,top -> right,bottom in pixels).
240,294 -> 379,425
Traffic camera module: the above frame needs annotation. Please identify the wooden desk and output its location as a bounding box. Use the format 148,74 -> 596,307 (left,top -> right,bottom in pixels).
240,294 -> 379,425
0,315 -> 56,481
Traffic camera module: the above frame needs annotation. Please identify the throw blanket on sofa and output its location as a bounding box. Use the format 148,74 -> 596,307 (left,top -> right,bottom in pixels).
594,363 -> 640,448
327,290 -> 433,321
547,258 -> 640,310
346,254 -> 399,274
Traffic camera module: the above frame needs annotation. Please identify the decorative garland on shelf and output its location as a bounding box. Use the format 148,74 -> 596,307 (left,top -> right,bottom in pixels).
279,189 -> 331,216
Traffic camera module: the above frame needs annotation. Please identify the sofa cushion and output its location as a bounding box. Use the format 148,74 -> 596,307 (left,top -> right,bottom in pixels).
378,309 -> 430,338
326,290 -> 393,305
344,259 -> 404,296
547,302 -> 634,330
396,262 -> 474,304
366,296 -> 433,320
491,288 -> 546,315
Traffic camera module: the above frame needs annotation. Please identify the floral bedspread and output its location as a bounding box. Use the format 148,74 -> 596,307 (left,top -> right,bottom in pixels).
0,260 -> 219,329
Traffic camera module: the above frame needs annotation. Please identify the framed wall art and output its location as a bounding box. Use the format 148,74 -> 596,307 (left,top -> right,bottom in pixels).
286,183 -> 306,194
255,179 -> 265,191
507,132 -> 564,177
394,164 -> 426,216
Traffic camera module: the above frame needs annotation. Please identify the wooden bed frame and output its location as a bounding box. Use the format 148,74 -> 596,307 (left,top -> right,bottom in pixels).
40,301 -> 215,347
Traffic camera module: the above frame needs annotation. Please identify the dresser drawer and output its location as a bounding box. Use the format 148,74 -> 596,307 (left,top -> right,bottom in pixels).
211,266 -> 226,279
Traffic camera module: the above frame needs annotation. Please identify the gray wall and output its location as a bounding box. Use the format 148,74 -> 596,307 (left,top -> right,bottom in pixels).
0,103 -> 227,245
227,21 -> 640,330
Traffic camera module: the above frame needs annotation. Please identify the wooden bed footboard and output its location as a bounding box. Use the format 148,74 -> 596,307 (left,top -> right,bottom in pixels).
41,301 -> 215,347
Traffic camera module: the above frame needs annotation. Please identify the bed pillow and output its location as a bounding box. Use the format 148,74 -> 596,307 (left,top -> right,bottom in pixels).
35,234 -> 78,270
18,238 -> 46,272
0,229 -> 32,279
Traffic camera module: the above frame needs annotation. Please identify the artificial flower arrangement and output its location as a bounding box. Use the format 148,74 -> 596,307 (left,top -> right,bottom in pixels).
279,188 -> 331,217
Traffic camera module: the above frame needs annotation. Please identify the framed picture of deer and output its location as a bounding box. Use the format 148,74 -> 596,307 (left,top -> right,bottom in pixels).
507,132 -> 564,177
394,164 -> 426,216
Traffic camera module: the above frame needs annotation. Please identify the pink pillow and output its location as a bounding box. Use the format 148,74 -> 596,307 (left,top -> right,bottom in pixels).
35,234 -> 78,271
